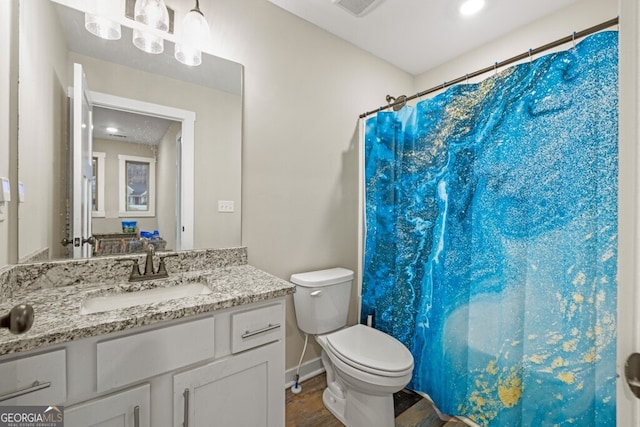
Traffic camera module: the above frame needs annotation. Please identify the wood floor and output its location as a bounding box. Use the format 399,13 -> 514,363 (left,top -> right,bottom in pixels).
285,373 -> 469,427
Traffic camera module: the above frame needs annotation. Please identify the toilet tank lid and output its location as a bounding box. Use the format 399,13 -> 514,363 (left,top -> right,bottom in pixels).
290,267 -> 354,287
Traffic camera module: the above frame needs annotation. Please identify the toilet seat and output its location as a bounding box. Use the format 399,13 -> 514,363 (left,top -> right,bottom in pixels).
324,324 -> 413,377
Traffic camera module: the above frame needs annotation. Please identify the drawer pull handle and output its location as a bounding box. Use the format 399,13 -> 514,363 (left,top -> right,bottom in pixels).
183,388 -> 190,427
0,380 -> 51,402
242,323 -> 281,339
134,405 -> 140,427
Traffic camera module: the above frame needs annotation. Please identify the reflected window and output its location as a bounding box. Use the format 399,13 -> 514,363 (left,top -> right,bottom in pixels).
92,152 -> 106,217
118,154 -> 156,217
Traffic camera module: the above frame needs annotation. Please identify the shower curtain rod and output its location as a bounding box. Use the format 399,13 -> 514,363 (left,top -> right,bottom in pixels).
359,17 -> 619,119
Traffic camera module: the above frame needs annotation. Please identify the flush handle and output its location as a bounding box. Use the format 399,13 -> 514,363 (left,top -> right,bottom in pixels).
625,353 -> 640,399
310,290 -> 322,297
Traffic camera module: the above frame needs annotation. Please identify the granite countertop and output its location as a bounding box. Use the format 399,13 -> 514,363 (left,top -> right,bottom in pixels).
0,264 -> 295,357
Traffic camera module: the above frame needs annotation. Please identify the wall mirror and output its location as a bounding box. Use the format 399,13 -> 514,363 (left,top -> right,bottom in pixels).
16,0 -> 243,263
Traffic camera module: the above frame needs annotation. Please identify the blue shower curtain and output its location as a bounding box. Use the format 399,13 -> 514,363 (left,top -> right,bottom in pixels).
362,31 -> 618,426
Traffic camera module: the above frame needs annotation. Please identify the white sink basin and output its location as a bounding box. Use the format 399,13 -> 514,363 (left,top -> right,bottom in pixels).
79,283 -> 212,315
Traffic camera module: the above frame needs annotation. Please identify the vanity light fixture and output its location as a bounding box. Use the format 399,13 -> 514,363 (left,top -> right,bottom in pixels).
84,0 -> 210,66
459,0 -> 485,16
133,0 -> 170,54
175,0 -> 210,66
106,127 -> 119,133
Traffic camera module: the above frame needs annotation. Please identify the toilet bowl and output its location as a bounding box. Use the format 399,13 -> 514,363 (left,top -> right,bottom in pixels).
291,268 -> 414,427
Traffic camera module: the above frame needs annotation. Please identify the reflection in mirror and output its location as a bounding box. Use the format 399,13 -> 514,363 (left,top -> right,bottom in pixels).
17,0 -> 243,263
91,107 -> 180,256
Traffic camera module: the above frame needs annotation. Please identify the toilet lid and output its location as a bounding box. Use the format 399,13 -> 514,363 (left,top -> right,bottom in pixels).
326,324 -> 413,376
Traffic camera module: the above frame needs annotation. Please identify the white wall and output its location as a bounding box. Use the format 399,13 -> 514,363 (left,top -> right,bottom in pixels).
18,0 -> 68,262
616,0 -> 640,422
0,0 -> 17,269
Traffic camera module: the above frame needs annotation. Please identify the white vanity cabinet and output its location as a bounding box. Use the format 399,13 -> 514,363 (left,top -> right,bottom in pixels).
0,298 -> 286,427
64,384 -> 150,427
173,303 -> 285,427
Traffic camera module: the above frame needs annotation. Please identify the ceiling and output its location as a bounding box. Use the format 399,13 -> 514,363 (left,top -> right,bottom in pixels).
267,0 -> 578,75
93,107 -> 176,145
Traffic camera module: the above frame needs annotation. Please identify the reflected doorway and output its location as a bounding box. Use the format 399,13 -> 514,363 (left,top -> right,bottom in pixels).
69,91 -> 196,259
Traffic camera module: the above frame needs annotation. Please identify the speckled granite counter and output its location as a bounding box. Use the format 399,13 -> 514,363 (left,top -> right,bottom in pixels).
0,248 -> 295,356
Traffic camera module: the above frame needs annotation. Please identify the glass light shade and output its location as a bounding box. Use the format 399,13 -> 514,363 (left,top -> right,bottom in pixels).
84,13 -> 121,40
174,10 -> 210,66
134,0 -> 169,32
133,29 -> 164,54
175,44 -> 202,66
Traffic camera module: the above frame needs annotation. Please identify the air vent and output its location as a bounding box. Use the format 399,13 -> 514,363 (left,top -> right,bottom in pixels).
332,0 -> 385,17
108,134 -> 127,138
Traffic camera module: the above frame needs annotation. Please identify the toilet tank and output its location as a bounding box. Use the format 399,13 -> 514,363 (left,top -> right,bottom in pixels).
291,268 -> 354,335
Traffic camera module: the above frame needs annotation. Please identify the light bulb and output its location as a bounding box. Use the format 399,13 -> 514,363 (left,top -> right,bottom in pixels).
459,0 -> 485,16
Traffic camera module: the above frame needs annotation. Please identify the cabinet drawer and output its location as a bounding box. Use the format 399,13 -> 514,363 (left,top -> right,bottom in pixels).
97,317 -> 215,392
0,349 -> 66,404
231,304 -> 283,353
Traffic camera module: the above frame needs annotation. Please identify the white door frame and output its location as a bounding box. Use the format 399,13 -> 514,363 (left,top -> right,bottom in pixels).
617,0 -> 640,423
89,91 -> 196,251
71,63 -> 93,259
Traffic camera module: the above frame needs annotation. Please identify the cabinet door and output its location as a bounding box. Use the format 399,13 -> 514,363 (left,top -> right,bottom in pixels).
65,384 -> 150,427
174,341 -> 284,427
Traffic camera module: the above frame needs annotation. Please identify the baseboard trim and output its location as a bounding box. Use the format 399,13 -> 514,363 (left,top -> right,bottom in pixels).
284,357 -> 325,389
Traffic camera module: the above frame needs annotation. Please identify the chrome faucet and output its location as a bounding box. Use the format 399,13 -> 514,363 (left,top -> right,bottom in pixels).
117,243 -> 179,282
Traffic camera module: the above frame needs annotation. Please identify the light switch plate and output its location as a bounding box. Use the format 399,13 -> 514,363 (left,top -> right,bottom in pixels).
18,181 -> 24,203
218,200 -> 234,213
0,177 -> 10,202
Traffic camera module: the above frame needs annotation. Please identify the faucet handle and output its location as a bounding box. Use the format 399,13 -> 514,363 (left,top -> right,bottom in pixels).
116,257 -> 142,280
156,253 -> 179,276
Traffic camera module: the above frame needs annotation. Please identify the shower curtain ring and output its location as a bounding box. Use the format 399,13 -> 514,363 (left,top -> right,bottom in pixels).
494,62 -> 498,75
386,94 -> 396,108
572,31 -> 576,48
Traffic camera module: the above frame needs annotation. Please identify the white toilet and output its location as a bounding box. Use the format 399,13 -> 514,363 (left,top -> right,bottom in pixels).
291,267 -> 414,427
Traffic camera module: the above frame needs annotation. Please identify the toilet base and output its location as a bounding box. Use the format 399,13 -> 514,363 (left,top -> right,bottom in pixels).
323,387 -> 347,425
322,383 -> 395,427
